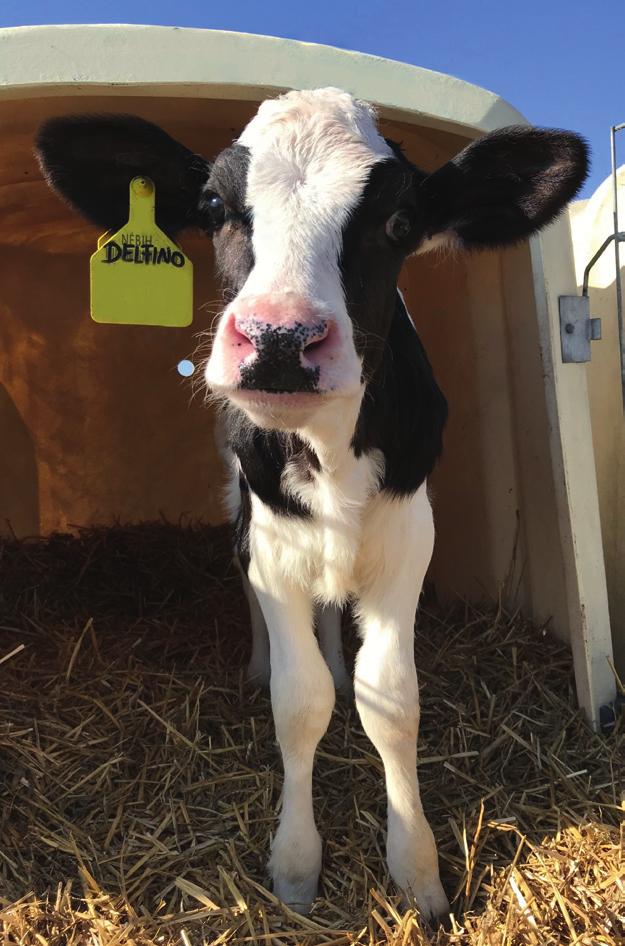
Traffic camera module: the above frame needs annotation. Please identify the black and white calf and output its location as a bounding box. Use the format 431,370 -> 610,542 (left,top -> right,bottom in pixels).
36,89 -> 587,922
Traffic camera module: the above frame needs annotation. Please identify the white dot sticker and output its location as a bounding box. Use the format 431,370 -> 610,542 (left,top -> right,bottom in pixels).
177,359 -> 195,377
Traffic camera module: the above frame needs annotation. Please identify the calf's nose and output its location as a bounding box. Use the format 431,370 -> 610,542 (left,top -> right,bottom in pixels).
221,307 -> 334,393
235,315 -> 329,356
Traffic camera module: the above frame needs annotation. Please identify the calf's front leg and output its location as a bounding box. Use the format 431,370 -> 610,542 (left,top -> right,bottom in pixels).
248,557 -> 335,914
355,487 -> 449,923
243,581 -> 350,693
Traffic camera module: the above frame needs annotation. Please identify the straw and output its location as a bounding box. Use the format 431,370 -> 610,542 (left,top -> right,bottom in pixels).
0,522 -> 623,945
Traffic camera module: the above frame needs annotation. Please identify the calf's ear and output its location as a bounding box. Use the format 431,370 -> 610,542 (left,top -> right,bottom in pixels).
35,114 -> 211,235
418,126 -> 589,250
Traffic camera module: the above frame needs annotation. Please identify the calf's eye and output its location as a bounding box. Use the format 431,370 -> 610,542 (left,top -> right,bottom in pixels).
385,209 -> 414,245
203,192 -> 226,229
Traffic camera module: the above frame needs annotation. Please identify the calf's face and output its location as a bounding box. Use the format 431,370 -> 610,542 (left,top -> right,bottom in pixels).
203,91 -> 400,421
36,88 -> 588,428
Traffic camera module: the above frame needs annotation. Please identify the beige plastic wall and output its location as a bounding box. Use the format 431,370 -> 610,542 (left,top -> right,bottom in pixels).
0,97 -> 252,535
569,172 -> 625,677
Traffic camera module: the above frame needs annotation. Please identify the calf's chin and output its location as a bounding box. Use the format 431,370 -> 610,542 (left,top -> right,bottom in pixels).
223,387 -> 363,435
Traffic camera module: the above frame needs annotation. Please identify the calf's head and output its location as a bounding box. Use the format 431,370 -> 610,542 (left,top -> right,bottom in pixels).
36,89 -> 588,428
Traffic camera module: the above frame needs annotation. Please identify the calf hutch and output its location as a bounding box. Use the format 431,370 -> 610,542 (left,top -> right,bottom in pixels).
1,25 -> 616,726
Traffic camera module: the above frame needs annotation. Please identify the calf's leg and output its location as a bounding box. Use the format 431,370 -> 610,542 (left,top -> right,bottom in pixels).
243,585 -> 349,693
248,557 -> 335,914
354,486 -> 449,923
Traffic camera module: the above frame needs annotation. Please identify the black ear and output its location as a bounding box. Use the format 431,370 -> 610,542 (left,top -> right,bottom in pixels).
419,126 -> 589,250
35,114 -> 211,235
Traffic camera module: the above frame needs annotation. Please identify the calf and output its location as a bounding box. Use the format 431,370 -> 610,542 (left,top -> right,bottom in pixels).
36,89 -> 587,922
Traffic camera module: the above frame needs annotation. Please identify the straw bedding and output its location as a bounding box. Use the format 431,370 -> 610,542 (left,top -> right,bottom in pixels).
0,522 -> 623,945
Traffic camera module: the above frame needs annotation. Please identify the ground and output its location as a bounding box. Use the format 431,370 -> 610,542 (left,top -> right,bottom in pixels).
0,522 -> 623,945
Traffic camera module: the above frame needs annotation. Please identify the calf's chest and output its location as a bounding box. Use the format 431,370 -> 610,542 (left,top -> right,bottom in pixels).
243,445 -> 384,604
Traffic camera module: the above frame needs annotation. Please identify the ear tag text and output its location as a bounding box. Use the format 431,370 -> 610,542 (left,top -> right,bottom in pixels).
90,177 -> 193,327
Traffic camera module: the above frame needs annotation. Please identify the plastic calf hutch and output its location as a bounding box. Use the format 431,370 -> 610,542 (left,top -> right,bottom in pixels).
0,24 -> 616,728
569,174 -> 625,697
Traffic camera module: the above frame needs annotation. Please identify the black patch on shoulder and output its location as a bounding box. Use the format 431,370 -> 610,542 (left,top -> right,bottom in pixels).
352,294 -> 448,497
224,409 -> 317,518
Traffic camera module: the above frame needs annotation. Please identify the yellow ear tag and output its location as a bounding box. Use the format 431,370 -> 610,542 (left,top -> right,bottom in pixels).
90,176 -> 193,327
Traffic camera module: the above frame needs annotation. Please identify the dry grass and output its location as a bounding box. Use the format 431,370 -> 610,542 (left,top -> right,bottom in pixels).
0,521 -> 623,945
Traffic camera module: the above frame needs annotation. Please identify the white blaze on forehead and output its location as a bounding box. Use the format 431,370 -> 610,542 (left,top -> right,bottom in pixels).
237,88 -> 394,299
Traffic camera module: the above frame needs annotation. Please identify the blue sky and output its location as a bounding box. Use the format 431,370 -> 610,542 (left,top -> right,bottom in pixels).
3,0 -> 623,197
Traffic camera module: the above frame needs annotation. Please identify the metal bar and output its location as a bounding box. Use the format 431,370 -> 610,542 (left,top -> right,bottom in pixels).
611,125 -> 625,409
582,231 -> 625,297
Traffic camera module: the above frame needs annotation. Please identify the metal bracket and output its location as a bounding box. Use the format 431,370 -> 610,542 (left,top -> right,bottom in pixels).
559,295 -> 602,363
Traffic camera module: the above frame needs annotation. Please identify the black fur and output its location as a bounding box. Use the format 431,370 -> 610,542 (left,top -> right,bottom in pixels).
202,145 -> 250,221
36,115 -> 589,256
228,419 -> 322,569
339,155 -> 426,382
233,473 -> 252,572
420,126 -> 590,249
201,146 -> 254,293
224,411 -> 316,519
352,294 -> 448,496
35,114 -> 210,235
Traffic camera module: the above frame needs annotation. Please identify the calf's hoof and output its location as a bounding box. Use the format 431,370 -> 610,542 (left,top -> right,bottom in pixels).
406,881 -> 451,927
272,873 -> 318,916
269,832 -> 321,916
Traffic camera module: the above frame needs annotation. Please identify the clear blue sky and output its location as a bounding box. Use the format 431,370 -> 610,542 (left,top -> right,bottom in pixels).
3,0 -> 624,197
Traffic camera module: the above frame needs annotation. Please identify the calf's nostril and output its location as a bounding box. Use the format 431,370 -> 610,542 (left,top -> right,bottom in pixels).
233,325 -> 251,346
301,322 -> 331,362
302,320 -> 330,352
229,315 -> 257,357
304,335 -> 327,353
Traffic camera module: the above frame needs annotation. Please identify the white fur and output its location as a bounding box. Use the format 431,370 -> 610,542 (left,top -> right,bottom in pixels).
241,569 -> 350,694
353,487 -> 448,917
249,570 -> 334,913
250,438 -> 384,604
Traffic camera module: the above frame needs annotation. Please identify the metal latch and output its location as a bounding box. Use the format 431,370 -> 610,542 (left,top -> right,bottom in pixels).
559,296 -> 602,363
559,123 -> 625,410
559,228 -> 624,366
